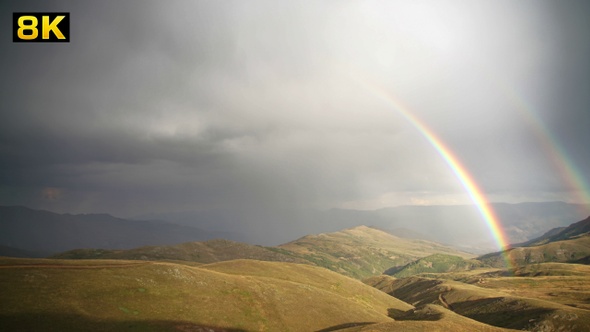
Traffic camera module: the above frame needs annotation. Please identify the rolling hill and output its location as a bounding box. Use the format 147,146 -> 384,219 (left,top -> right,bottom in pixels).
278,226 -> 474,279
52,225 -> 474,279
4,212 -> 590,331
481,235 -> 590,267
365,274 -> 590,331
515,216 -> 590,247
0,256 -> 532,331
0,257 -> 410,331
384,254 -> 486,278
470,263 -> 590,312
479,216 -> 590,267
52,239 -> 309,265
333,304 -> 516,332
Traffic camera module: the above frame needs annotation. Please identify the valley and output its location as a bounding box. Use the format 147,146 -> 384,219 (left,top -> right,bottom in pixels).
1,209 -> 590,331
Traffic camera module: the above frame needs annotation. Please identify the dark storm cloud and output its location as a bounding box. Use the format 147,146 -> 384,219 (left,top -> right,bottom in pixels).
1,0 -> 590,217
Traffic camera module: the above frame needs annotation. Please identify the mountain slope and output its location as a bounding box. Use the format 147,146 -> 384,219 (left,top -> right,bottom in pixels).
366,275 -> 590,331
51,225 -> 473,279
52,239 -> 309,265
479,217 -> 590,267
0,245 -> 44,258
0,257 -> 408,331
0,206 -> 227,254
514,227 -> 567,247
335,304 -> 516,332
279,225 -> 474,279
516,216 -> 590,247
384,254 -> 486,277
470,263 -> 590,312
479,235 -> 590,267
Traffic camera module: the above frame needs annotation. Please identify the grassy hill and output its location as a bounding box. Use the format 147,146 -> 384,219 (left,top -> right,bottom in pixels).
52,225 -> 473,279
478,216 -> 590,268
376,262 -> 590,312
479,235 -> 590,267
463,263 -> 590,312
52,239 -> 309,265
365,273 -> 590,331
0,257 -> 411,331
514,226 -> 567,247
515,216 -> 590,247
278,225 -> 473,279
6,220 -> 590,331
334,304 -> 516,332
384,254 -> 487,277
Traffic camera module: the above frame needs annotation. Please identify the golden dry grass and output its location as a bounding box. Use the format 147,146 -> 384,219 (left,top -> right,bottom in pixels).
336,304 -> 517,332
480,235 -> 590,267
0,257 -> 407,331
459,263 -> 590,311
279,226 -> 473,279
366,273 -> 590,331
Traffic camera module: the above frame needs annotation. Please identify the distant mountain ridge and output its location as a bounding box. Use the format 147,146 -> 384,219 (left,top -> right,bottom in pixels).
0,206 -> 234,255
479,216 -> 590,267
140,201 -> 589,252
0,245 -> 43,258
515,216 -> 590,247
52,239 -> 310,265
2,202 -> 588,255
3,204 -> 589,264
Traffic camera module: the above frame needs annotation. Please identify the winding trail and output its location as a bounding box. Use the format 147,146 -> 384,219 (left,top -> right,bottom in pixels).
438,293 -> 454,311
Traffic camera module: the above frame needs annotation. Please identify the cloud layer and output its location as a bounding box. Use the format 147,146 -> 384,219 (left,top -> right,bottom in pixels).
2,0 -> 590,217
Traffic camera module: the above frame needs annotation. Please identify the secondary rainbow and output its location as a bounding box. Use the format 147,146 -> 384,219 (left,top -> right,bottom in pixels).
357,79 -> 511,258
495,82 -> 590,214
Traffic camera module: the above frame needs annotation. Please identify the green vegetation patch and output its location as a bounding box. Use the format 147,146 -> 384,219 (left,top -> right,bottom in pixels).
387,254 -> 486,278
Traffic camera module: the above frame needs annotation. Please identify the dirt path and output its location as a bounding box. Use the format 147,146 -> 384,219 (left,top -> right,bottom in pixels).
438,293 -> 454,311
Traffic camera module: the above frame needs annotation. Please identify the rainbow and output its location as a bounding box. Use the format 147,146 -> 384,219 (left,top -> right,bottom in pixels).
495,84 -> 590,215
356,78 -> 512,265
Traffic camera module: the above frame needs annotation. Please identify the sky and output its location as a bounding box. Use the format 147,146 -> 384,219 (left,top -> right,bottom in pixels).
1,0 -> 590,218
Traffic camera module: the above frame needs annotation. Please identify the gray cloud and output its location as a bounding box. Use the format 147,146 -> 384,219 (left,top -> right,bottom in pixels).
1,0 -> 590,217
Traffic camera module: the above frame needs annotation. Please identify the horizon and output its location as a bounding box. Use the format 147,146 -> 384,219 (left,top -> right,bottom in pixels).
2,201 -> 588,252
4,199 -> 590,218
2,1 -> 590,239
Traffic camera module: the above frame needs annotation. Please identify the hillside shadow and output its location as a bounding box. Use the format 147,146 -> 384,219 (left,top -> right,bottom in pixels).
388,307 -> 443,321
315,322 -> 374,331
0,313 -> 246,332
452,298 -> 553,329
387,308 -> 408,319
